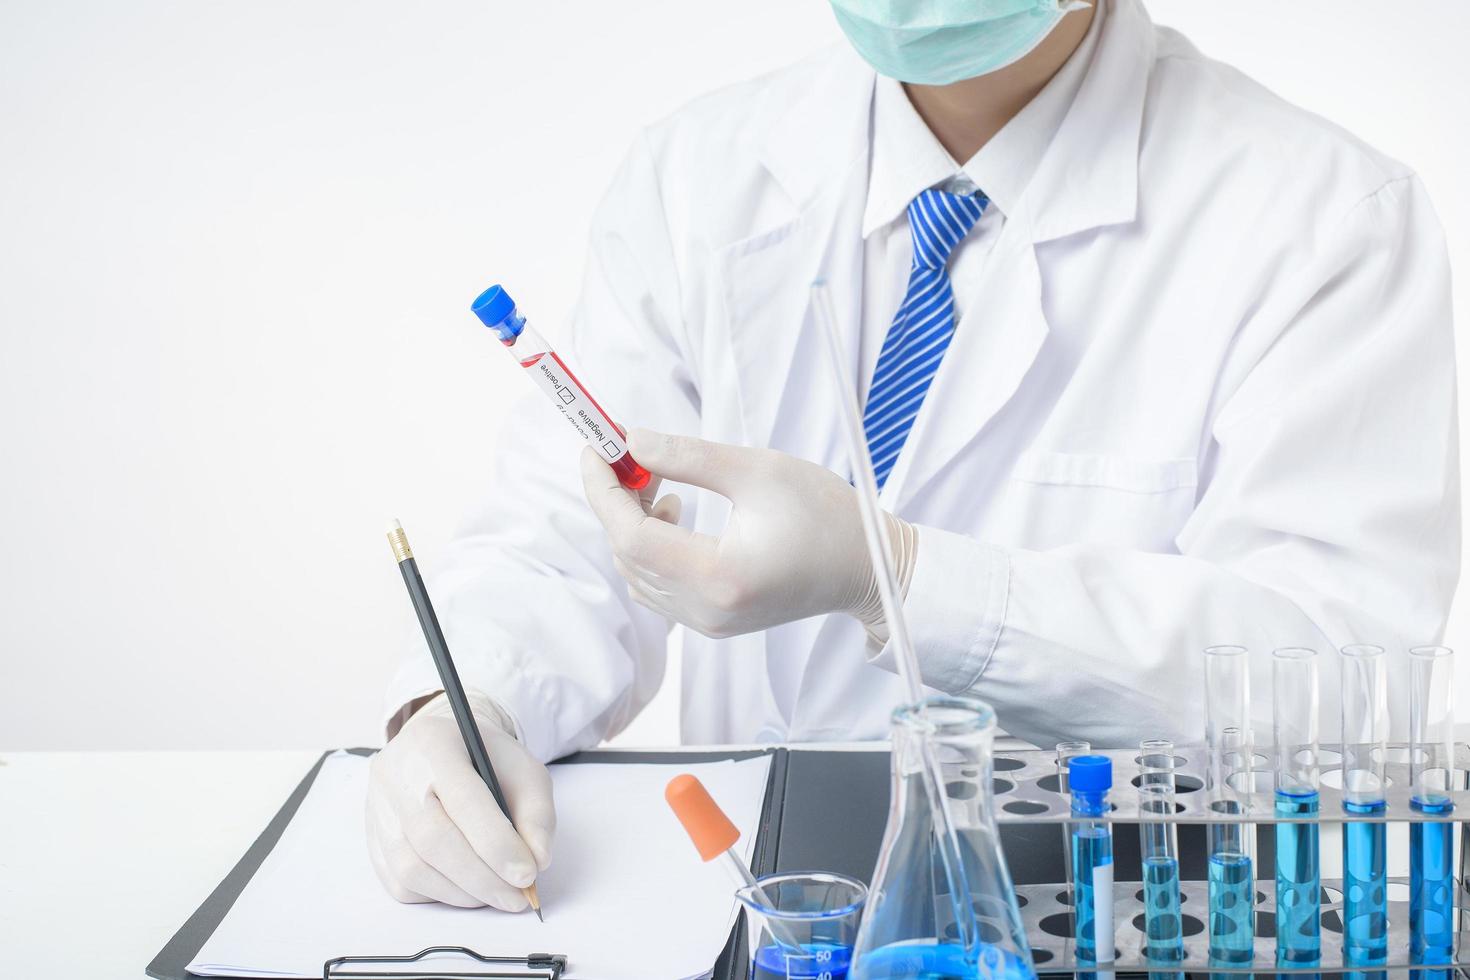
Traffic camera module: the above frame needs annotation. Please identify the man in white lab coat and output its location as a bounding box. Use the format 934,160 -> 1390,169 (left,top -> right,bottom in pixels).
365,0 -> 1458,910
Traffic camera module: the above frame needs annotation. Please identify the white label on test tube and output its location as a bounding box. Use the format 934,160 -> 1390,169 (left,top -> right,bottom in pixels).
522,352 -> 628,463
1093,862 -> 1115,963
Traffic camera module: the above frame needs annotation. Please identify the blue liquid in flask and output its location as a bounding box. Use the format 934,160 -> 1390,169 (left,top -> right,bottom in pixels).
851,940 -> 1034,980
752,942 -> 852,980
1274,789 -> 1321,970
1342,800 -> 1387,974
1207,852 -> 1254,965
1410,796 -> 1455,980
849,698 -> 1036,980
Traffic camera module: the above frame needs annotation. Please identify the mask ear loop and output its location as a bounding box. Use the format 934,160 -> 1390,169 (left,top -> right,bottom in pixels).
979,0 -> 1093,79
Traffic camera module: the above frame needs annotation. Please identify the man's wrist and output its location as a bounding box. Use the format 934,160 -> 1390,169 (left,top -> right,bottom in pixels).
851,513 -> 919,642
413,689 -> 521,741
467,690 -> 521,740
864,526 -> 1009,692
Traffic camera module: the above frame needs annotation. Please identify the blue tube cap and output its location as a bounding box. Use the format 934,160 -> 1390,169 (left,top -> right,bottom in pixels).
471,284 -> 516,329
1068,755 -> 1112,792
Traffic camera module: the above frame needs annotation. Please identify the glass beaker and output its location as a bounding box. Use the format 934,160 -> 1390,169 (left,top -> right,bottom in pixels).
850,696 -> 1036,980
736,872 -> 867,980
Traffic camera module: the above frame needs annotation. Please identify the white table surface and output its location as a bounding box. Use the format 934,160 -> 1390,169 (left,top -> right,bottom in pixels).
0,749 -> 321,978
0,744 -> 895,978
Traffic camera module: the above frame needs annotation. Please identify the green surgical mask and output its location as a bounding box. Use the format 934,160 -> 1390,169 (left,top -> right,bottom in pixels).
829,0 -> 1092,86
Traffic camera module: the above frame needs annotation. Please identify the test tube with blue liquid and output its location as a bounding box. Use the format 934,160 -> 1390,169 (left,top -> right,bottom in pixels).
1057,739 -> 1093,931
1203,646 -> 1257,972
1137,743 -> 1184,979
1273,647 -> 1322,973
1339,644 -> 1388,977
1069,755 -> 1115,975
1409,645 -> 1456,980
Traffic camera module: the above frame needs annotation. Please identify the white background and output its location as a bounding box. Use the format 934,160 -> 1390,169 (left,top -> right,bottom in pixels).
2,1 -> 1467,751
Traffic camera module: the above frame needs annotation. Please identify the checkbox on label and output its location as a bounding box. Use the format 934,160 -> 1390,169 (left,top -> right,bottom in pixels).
601,440 -> 619,459
557,387 -> 575,404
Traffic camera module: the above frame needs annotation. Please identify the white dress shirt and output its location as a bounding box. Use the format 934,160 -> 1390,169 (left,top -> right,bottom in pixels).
858,1 -> 1103,402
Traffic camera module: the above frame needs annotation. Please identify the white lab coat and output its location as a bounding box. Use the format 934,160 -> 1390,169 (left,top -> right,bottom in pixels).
388,0 -> 1457,759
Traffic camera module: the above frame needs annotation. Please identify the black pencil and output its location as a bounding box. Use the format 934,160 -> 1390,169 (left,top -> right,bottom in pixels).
387,518 -> 543,921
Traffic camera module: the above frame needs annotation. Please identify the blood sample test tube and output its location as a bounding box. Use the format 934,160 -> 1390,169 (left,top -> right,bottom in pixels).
472,284 -> 651,491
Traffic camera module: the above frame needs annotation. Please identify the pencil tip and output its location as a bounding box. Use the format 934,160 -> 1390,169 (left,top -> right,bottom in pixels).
523,882 -> 543,921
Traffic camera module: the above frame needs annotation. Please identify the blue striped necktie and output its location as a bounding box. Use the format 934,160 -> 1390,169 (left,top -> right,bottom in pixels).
863,187 -> 988,490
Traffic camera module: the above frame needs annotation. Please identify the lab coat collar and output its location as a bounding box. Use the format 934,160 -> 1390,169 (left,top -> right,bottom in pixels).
721,45 -> 875,460
1022,0 -> 1152,243
964,0 -> 1103,224
758,45 -> 876,214
861,78 -> 962,239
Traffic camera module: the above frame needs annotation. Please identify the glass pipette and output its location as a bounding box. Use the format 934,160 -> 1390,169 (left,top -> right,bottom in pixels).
665,773 -> 802,949
808,279 -> 979,962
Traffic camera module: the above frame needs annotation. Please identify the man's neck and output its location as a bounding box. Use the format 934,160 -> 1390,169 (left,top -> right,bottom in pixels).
903,4 -> 1096,164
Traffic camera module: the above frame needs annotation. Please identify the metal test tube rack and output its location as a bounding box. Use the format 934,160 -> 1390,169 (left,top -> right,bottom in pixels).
986,742 -> 1469,974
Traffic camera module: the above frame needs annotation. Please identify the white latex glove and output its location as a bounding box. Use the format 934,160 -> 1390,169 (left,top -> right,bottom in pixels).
366,690 -> 554,910
580,428 -> 916,639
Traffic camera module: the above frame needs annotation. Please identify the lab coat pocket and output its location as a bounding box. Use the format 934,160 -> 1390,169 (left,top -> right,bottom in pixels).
1000,450 -> 1198,552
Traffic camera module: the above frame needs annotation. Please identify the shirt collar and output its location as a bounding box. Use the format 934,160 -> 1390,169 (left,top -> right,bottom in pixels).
861,0 -> 1105,239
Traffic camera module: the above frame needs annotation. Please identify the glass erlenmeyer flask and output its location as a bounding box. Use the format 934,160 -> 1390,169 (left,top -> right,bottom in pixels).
850,696 -> 1036,980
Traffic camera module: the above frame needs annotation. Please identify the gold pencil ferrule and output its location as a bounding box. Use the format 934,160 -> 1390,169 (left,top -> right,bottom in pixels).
387,526 -> 413,562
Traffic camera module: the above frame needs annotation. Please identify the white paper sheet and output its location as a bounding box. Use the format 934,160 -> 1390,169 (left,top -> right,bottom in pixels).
188,751 -> 771,980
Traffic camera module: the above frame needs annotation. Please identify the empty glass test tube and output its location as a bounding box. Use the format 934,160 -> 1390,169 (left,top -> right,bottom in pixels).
1274,647 -> 1322,970
1409,646 -> 1456,979
1340,644 -> 1389,971
1204,646 -> 1256,968
1139,737 -> 1177,790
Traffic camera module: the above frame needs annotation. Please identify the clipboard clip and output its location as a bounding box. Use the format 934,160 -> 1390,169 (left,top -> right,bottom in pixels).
324,944 -> 568,979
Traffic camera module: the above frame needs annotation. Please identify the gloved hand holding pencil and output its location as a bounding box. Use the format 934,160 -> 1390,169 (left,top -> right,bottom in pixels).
366,690 -> 555,911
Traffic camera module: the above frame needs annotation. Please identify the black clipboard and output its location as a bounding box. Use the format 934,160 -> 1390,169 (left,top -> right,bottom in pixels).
145,746 -> 790,980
